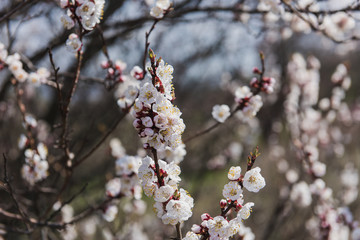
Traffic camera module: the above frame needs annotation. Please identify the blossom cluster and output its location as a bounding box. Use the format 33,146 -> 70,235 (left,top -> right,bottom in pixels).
212,63 -> 275,124
101,59 -> 143,91
60,0 -> 105,52
138,155 -> 194,225
132,50 -> 185,151
21,143 -> 49,186
150,0 -> 171,19
0,42 -> 50,85
102,139 -> 144,222
281,52 -> 360,238
254,1 -> 356,42
183,162 -> 265,240
285,53 -> 352,177
60,0 -> 105,31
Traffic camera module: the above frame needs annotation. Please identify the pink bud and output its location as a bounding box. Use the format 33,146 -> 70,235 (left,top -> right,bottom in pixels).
220,199 -> 227,208
253,67 -> 261,74
108,68 -> 114,75
101,61 -> 110,69
250,77 -> 258,85
132,119 -> 141,129
201,213 -> 211,221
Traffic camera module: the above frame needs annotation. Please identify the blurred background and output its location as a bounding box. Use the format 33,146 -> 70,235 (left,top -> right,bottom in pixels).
0,0 -> 360,239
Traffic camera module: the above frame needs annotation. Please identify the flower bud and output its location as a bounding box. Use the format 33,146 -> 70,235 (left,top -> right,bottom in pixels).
253,67 -> 261,74
201,213 -> 211,221
132,119 -> 141,129
144,128 -> 154,137
191,224 -> 201,234
101,61 -> 110,69
220,199 -> 227,208
142,116 -> 153,128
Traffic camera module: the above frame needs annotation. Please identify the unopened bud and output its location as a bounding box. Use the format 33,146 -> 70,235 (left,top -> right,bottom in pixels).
201,213 -> 211,221
101,61 -> 110,69
253,67 -> 261,74
191,224 -> 201,234
149,49 -> 156,63
108,68 -> 114,75
220,199 -> 227,208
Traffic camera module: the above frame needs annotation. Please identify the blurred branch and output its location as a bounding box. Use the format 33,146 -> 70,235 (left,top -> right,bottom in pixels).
72,105 -> 133,168
0,0 -> 39,23
2,154 -> 31,231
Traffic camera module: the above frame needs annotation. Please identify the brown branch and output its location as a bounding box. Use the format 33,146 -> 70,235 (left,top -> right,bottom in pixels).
152,148 -> 164,186
142,18 -> 160,77
2,154 -> 31,231
60,50 -> 83,162
0,0 -> 39,23
45,183 -> 88,222
13,82 -> 36,150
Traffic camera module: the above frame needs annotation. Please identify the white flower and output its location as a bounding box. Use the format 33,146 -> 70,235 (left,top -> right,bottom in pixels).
37,142 -> 48,160
124,85 -> 139,102
60,14 -> 75,29
162,199 -> 193,225
243,95 -> 263,118
153,201 -> 165,218
179,188 -> 194,209
76,1 -> 95,17
139,81 -> 159,104
103,205 -> 118,222
156,60 -> 174,99
228,166 -> 241,180
207,216 -> 230,239
154,185 -> 175,202
105,178 -> 121,197
81,15 -> 97,31
290,181 -> 312,207
116,155 -> 141,175
59,0 -> 68,8
0,43 -> 8,61
28,72 -> 41,85
212,104 -> 231,123
223,181 -> 243,201
66,34 -> 82,53
235,86 -> 252,101
238,202 -> 254,220
183,231 -> 200,240
14,69 -> 28,83
165,162 -> 181,182
8,59 -> 23,73
109,138 -> 126,158
37,67 -> 50,83
312,161 -> 326,177
141,116 -> 153,128
18,134 -> 27,149
150,6 -> 164,18
243,167 -> 266,192
156,0 -> 171,10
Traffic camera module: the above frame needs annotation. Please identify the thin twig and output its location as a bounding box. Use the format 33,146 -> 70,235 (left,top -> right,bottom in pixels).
152,148 -> 164,186
0,0 -> 39,23
72,104 -> 133,168
45,183 -> 88,222
3,154 -> 31,231
142,19 -> 160,76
